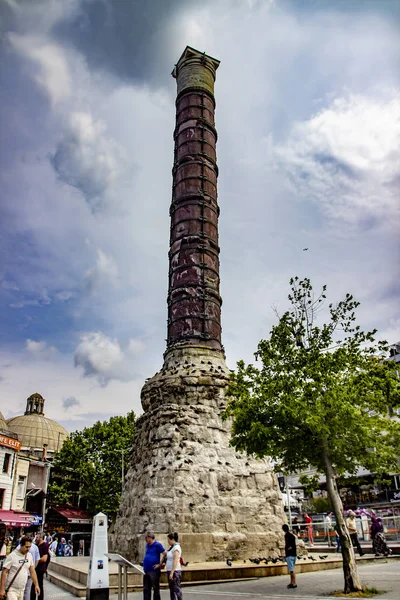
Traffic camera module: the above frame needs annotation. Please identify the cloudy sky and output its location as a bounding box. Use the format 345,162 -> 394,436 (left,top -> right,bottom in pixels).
1,0 -> 399,432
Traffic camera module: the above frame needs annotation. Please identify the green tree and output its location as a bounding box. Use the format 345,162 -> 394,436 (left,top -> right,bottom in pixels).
301,496 -> 332,515
48,411 -> 135,521
225,278 -> 400,592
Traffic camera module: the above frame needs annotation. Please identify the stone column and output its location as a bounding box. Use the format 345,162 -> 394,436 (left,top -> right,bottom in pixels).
112,47 -> 285,563
168,47 -> 222,351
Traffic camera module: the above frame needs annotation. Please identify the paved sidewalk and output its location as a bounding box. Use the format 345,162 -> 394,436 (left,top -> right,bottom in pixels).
44,578 -> 76,600
44,560 -> 399,600
173,561 -> 399,600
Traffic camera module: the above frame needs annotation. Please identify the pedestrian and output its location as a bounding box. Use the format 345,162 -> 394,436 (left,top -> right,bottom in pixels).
346,511 -> 364,556
56,538 -> 66,557
370,516 -> 392,557
142,530 -> 166,600
165,533 -> 183,600
6,537 -> 13,555
24,539 -> 39,600
30,533 -> 50,600
16,537 -> 40,600
292,517 -> 300,536
304,513 -> 314,546
334,526 -> 341,553
0,536 -> 40,600
0,538 -> 7,570
282,524 -> 297,589
63,542 -> 73,557
48,538 -> 57,557
325,512 -> 334,546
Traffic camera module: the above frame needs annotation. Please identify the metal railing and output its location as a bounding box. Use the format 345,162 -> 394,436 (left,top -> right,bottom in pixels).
295,515 -> 400,544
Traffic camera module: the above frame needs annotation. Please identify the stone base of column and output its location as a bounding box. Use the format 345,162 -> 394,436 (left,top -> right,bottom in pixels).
111,346 -> 285,562
115,531 -> 283,565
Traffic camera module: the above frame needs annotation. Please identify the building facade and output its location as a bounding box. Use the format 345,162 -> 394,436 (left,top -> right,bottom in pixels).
0,394 -> 69,536
0,414 -> 21,511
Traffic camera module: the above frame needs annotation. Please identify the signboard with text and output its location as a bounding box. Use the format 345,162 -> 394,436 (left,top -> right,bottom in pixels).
0,435 -> 21,451
388,490 -> 400,503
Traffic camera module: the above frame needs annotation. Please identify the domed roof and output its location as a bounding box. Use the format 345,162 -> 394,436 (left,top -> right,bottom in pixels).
0,412 -> 9,433
6,393 -> 68,453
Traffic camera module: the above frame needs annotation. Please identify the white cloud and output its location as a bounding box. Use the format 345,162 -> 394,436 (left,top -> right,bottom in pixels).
127,339 -> 145,356
1,280 -> 19,292
6,27 -> 129,213
73,332 -> 142,387
84,248 -> 119,292
25,340 -> 47,354
376,317 -> 400,347
9,292 -> 52,309
0,346 -> 143,429
8,33 -> 71,106
54,290 -> 75,302
25,339 -> 57,359
274,93 -> 400,228
51,111 -> 127,211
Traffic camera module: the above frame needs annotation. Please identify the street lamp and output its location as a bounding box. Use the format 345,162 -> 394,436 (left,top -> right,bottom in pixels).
116,449 -> 126,492
41,458 -> 51,530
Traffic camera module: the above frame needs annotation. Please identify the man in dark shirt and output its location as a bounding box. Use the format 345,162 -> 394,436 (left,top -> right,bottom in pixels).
30,533 -> 49,600
142,531 -> 165,600
282,524 -> 297,589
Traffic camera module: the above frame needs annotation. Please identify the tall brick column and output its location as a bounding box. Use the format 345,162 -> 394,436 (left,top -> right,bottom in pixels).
168,47 -> 222,351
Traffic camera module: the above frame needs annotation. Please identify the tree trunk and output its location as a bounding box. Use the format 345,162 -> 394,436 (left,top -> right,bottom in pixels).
323,450 -> 362,593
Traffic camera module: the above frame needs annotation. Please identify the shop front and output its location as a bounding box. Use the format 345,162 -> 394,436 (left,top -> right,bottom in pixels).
0,509 -> 36,551
46,506 -> 92,534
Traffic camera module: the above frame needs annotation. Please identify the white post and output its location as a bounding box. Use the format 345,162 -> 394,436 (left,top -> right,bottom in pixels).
286,476 -> 292,528
41,460 -> 51,529
87,512 -> 110,600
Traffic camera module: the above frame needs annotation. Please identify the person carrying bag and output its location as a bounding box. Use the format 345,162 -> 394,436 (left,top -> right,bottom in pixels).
165,533 -> 183,600
0,537 -> 40,600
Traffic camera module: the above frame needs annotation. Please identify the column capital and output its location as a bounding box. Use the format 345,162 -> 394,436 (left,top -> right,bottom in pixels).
172,46 -> 220,97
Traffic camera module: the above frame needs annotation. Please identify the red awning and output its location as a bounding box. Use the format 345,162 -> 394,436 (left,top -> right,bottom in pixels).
52,507 -> 92,524
0,510 -> 34,527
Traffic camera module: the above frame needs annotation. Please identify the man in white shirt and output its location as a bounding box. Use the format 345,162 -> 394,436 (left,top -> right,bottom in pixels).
48,539 -> 57,557
0,537 -> 40,600
325,512 -> 334,547
18,541 -> 40,600
346,510 -> 364,556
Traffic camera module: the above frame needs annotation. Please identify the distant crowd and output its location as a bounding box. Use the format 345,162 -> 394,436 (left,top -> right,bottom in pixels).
1,532 -> 74,560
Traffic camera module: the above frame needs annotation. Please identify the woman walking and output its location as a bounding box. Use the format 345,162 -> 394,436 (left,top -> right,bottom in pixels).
166,532 -> 183,600
304,513 -> 314,546
370,516 -> 392,557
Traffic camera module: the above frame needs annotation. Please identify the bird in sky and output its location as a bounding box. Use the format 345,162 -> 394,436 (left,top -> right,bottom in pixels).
303,248 -> 309,251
